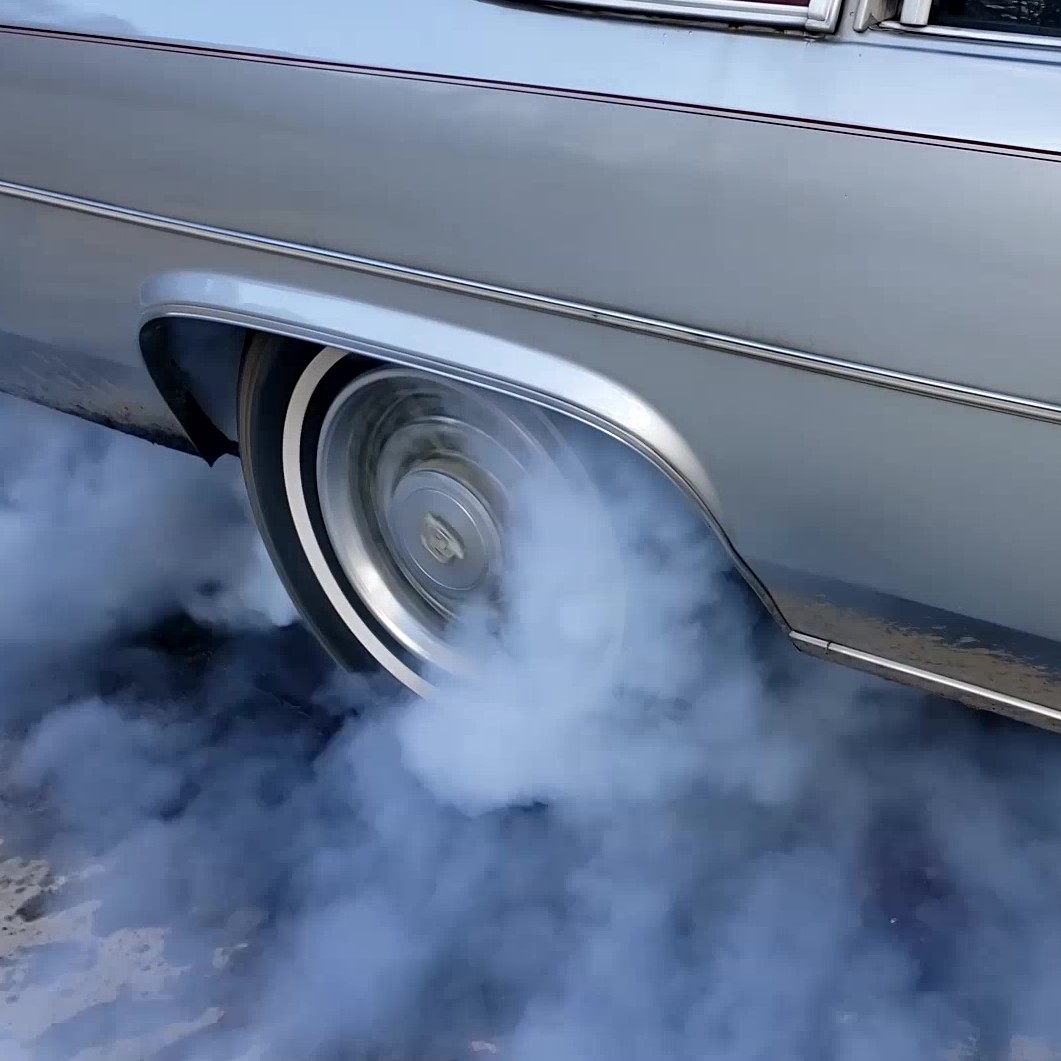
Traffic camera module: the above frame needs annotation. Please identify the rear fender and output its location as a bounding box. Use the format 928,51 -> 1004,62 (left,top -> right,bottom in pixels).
138,269 -> 786,629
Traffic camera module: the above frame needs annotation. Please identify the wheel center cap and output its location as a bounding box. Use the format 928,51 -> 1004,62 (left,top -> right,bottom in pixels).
420,512 -> 465,565
385,466 -> 501,604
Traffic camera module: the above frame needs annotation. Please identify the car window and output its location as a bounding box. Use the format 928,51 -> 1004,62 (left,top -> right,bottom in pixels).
931,0 -> 1061,34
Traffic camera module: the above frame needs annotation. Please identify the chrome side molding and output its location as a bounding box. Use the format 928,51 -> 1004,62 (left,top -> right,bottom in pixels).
791,632 -> 1061,732
3,179 -> 1061,430
507,0 -> 843,33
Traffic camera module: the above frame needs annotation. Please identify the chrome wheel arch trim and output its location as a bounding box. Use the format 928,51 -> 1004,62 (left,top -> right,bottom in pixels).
138,272 -> 787,629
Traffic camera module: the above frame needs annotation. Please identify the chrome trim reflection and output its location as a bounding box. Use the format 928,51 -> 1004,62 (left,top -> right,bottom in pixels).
145,291 -> 787,630
791,632 -> 1061,731
5,178 -> 1061,428
878,18 -> 1061,47
519,0 -> 842,32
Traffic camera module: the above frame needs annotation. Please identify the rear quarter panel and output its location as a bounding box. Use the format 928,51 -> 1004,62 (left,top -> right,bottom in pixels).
4,0 -> 1061,716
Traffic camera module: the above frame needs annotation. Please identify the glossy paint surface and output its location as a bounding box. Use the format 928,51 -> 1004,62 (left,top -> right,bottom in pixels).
3,0 -> 1061,720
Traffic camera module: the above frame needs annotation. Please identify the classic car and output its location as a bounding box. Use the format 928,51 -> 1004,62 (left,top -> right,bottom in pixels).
3,0 -> 1061,724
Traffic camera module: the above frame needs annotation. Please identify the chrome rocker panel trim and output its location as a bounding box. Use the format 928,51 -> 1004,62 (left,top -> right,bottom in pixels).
792,633 -> 1061,732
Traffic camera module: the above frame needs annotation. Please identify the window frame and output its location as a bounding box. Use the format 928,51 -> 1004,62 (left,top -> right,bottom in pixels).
878,17 -> 1061,41
522,0 -> 844,33
856,0 -> 1061,43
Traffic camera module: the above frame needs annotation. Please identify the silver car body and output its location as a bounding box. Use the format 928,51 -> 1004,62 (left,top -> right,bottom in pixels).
3,0 -> 1061,726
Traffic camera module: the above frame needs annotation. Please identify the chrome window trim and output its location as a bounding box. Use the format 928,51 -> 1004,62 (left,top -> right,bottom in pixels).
4,178 -> 1061,428
521,0 -> 843,32
878,17 -> 1061,46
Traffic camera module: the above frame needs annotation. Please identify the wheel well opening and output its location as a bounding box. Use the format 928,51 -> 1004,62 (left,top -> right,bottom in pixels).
140,320 -> 782,634
140,319 -> 323,464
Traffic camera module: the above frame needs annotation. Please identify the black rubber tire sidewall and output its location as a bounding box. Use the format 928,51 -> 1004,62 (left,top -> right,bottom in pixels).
238,334 -> 402,678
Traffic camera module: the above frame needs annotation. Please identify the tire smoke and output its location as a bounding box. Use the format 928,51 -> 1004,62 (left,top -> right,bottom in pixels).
0,396 -> 1057,1060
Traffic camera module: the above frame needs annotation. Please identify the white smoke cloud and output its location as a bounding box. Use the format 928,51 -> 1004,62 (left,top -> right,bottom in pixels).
0,397 -> 296,654
0,393 -> 1056,1061
399,445 -> 805,815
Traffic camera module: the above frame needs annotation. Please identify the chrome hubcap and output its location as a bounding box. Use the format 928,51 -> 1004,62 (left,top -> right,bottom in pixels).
419,512 -> 465,566
386,464 -> 500,604
315,368 -> 567,675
